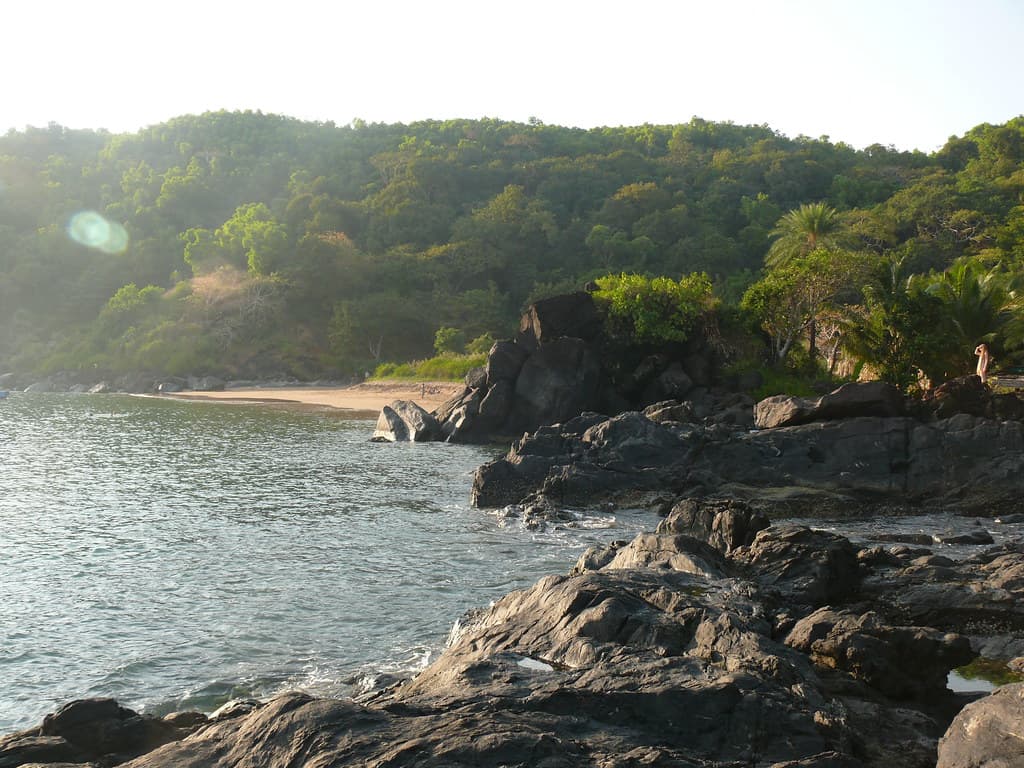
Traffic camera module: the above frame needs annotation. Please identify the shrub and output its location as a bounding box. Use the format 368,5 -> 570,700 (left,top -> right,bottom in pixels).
371,353 -> 486,381
592,272 -> 714,344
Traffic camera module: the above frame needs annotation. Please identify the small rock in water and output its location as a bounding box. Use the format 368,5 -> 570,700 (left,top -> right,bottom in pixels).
873,532 -> 935,546
994,513 -> 1024,524
935,530 -> 995,546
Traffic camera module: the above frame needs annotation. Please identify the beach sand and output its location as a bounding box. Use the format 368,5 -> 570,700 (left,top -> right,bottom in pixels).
167,380 -> 464,414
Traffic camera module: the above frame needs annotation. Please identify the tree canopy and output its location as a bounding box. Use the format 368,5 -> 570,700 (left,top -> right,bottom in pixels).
0,111 -> 1022,386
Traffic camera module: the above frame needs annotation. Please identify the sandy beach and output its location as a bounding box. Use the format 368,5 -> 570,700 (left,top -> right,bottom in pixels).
167,380 -> 464,414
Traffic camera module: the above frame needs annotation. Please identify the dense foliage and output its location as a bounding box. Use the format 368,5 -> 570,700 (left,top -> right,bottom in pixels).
1,111 -> 1023,387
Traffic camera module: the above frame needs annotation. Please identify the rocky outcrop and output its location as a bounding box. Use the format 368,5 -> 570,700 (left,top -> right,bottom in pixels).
937,682 -> 1024,767
7,497 -> 1023,768
657,497 -> 770,553
18,499 -> 1016,768
371,400 -> 440,442
785,609 -> 975,699
379,291 -> 727,443
754,381 -> 906,429
0,698 -> 199,768
472,392 -> 1024,511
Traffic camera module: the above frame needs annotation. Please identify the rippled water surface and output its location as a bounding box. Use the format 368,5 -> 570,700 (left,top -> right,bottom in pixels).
0,394 -> 659,731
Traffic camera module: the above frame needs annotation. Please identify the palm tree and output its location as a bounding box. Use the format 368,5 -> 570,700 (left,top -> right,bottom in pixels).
925,258 -> 1016,349
765,202 -> 841,268
765,202 -> 845,368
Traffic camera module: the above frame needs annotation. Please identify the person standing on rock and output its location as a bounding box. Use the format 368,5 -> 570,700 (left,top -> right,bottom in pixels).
975,343 -> 990,384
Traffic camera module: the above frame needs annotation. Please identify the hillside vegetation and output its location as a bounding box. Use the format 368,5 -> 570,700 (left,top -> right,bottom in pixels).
1,112 -> 1023,388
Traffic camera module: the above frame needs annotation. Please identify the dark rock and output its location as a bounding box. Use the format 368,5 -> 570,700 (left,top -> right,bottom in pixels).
923,375 -> 991,420
20,698 -> 184,764
484,340 -> 529,386
571,532 -> 729,580
935,529 -> 996,546
911,554 -> 956,567
937,682 -> 1024,767
0,734 -> 80,768
371,400 -> 440,442
755,381 -> 905,430
506,337 -> 601,432
731,525 -> 861,607
463,366 -> 487,390
473,406 -> 1024,512
516,292 -> 603,351
873,533 -> 936,546
208,698 -> 262,721
656,497 -> 770,554
640,362 -> 692,405
991,391 -> 1024,421
475,379 -> 513,433
682,353 -> 712,388
161,711 -> 208,732
431,385 -> 471,425
785,608 -> 976,699
996,513 -> 1024,524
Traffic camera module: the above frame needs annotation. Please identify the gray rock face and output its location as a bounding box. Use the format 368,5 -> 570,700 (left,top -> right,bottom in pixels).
755,381 -> 906,429
484,340 -> 529,386
94,515 -> 1006,768
516,291 -> 603,351
472,407 -> 1024,511
785,608 -> 975,699
937,683 -> 1024,768
657,497 -> 770,554
732,525 -> 862,607
506,337 -> 602,432
12,510 -> 1022,768
371,400 -> 440,442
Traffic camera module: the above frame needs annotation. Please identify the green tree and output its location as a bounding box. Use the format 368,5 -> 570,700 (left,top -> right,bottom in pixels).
765,202 -> 842,268
741,249 -> 867,366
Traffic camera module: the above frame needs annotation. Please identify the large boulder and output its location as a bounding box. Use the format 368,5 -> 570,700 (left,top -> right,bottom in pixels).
516,291 -> 603,351
0,698 -> 186,767
922,374 -> 991,419
484,340 -> 529,386
937,683 -> 1024,767
657,497 -> 770,554
505,337 -> 602,432
755,381 -> 905,430
784,608 -> 976,699
371,400 -> 440,442
731,525 -> 861,608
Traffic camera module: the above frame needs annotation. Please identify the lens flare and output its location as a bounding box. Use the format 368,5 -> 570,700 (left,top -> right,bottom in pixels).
67,211 -> 129,254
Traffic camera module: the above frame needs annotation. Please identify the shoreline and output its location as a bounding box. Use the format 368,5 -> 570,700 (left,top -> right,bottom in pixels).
164,380 -> 464,415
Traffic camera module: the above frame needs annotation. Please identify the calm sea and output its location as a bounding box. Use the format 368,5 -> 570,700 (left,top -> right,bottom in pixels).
0,393 -> 658,731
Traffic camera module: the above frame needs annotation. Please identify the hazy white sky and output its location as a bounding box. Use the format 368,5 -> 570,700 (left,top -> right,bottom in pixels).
3,0 -> 1021,152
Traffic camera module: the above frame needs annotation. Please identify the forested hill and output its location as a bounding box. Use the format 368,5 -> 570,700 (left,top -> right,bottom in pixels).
1,111 -> 1022,382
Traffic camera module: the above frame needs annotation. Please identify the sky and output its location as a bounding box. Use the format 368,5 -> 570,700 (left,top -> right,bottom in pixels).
2,0 -> 1021,153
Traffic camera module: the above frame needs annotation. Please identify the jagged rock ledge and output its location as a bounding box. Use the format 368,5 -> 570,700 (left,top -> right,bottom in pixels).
4,498 -> 1022,767
471,377 -> 1024,518
373,291 -> 734,444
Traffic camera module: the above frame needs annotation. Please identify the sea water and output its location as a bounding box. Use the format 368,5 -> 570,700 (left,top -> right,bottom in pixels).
0,393 -> 659,731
